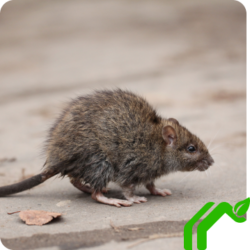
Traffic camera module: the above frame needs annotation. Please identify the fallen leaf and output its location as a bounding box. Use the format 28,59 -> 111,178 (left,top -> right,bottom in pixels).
56,200 -> 71,207
128,227 -> 143,231
19,210 -> 62,226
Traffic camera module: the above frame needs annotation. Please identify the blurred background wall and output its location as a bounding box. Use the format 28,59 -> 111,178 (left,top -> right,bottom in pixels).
0,0 -> 245,102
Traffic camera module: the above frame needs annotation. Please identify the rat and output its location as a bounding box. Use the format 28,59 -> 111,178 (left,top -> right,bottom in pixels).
0,89 -> 214,207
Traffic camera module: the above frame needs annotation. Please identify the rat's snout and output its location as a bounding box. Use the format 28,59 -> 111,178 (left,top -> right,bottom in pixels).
206,154 -> 214,166
198,154 -> 214,171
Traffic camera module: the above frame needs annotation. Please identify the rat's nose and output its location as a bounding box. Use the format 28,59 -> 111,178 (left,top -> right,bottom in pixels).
207,154 -> 214,166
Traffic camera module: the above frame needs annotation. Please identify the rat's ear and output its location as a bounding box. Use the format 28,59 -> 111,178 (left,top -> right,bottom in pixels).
167,118 -> 179,126
162,125 -> 177,147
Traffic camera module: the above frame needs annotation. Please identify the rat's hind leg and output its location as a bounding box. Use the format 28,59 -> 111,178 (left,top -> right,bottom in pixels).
70,179 -> 108,194
91,191 -> 133,208
122,185 -> 147,204
70,179 -> 93,194
146,182 -> 172,197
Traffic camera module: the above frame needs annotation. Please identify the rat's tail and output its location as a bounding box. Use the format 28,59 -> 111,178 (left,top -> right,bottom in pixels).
0,170 -> 56,196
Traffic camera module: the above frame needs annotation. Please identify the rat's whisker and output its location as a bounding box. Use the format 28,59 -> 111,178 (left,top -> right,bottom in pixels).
210,144 -> 225,153
205,170 -> 208,177
206,169 -> 211,178
207,128 -> 221,150
211,153 -> 224,158
180,176 -> 188,183
208,168 -> 211,176
211,152 -> 223,155
179,173 -> 191,183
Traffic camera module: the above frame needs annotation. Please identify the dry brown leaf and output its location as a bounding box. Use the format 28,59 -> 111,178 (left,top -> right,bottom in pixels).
128,227 -> 143,231
19,210 -> 62,226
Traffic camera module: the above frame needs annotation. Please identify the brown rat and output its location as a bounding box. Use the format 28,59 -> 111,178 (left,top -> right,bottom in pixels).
0,89 -> 214,207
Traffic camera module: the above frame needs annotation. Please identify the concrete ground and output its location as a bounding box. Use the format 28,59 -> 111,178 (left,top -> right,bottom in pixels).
0,0 -> 246,249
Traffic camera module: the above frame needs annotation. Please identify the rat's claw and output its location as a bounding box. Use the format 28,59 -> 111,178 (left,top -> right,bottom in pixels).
151,188 -> 172,196
111,199 -> 133,207
127,196 -> 147,204
146,183 -> 172,197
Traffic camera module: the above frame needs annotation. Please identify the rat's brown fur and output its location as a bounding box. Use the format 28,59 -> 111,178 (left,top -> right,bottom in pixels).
0,89 -> 214,206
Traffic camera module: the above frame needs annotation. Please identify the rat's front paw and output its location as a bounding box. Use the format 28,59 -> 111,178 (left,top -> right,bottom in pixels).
127,195 -> 147,204
110,199 -> 133,207
150,188 -> 172,197
146,183 -> 172,197
147,185 -> 172,196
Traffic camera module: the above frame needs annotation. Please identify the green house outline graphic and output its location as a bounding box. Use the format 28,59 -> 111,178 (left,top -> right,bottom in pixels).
184,198 -> 250,250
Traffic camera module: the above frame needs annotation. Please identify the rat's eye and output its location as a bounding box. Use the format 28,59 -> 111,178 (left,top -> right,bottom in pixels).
187,145 -> 196,153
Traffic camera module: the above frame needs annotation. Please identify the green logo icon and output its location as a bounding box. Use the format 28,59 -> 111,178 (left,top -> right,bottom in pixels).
184,197 -> 250,250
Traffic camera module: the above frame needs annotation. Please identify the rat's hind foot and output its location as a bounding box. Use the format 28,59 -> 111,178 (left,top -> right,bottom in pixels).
146,183 -> 172,197
70,179 -> 93,194
91,192 -> 133,208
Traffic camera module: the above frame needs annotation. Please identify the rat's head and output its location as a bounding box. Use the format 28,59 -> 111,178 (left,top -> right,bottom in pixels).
162,118 -> 214,172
